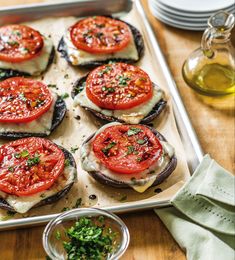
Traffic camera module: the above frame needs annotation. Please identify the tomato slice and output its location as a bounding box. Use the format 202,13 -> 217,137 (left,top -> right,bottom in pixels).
0,24 -> 44,63
92,124 -> 163,174
0,77 -> 53,123
70,16 -> 131,54
86,63 -> 153,110
0,137 -> 65,196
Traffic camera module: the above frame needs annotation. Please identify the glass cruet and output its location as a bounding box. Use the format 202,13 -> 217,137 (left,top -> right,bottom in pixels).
182,11 -> 235,96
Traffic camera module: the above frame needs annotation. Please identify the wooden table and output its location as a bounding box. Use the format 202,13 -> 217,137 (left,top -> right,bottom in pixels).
0,0 -> 234,259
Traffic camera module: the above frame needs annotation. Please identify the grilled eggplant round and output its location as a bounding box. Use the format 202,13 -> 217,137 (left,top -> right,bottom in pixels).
81,124 -> 177,190
0,47 -> 55,81
57,21 -> 144,68
0,94 -> 66,139
72,75 -> 167,124
0,146 -> 77,213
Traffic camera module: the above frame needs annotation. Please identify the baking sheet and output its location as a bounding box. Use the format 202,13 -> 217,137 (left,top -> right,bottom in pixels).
0,0 -> 203,228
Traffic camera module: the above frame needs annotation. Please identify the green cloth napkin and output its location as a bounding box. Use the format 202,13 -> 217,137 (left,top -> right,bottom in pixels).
155,155 -> 235,260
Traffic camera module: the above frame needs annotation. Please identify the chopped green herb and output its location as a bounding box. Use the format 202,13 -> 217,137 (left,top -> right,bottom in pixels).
102,86 -> 115,93
95,32 -> 104,38
83,33 -> 92,39
98,65 -> 112,76
136,157 -> 142,162
98,215 -> 104,223
101,142 -> 116,156
75,82 -> 86,93
119,195 -> 127,202
20,47 -> 29,53
20,150 -> 29,158
26,153 -> 40,167
60,93 -> 69,99
8,166 -> 14,172
118,75 -> 131,86
55,230 -> 61,240
126,145 -> 135,155
64,74 -> 69,79
70,146 -> 79,153
61,207 -> 70,212
13,31 -> 21,37
47,84 -> 57,88
149,170 -> 155,174
61,216 -> 116,259
137,139 -> 146,145
64,159 -> 70,167
127,127 -> 142,136
7,41 -> 19,46
0,70 -> 7,78
14,153 -> 21,159
19,93 -> 27,102
73,198 -> 82,208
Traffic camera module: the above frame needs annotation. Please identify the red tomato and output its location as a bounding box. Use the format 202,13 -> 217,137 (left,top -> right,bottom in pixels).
0,77 -> 53,123
70,16 -> 131,54
0,137 -> 65,196
86,63 -> 153,110
0,25 -> 44,62
92,124 -> 163,174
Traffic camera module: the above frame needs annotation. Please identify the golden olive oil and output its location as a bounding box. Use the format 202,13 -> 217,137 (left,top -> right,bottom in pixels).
188,63 -> 235,95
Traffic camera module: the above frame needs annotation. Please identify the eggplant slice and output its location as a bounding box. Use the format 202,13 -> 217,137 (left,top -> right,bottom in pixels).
82,126 -> 177,189
0,146 -> 77,212
0,96 -> 66,139
72,75 -> 167,124
57,21 -> 144,68
0,47 -> 55,81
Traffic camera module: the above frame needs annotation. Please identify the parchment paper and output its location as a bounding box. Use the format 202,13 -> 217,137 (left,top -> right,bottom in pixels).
0,6 -> 190,221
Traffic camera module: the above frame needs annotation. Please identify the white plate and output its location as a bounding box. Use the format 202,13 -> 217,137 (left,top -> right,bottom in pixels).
149,2 -> 207,27
150,1 -> 209,22
152,0 -> 235,18
156,0 -> 234,13
148,2 -> 206,30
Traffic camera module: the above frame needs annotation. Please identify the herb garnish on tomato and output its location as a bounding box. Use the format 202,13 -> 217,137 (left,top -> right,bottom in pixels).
86,63 -> 153,110
0,25 -> 44,62
70,16 -> 131,54
0,77 -> 53,123
92,124 -> 162,174
0,137 -> 65,196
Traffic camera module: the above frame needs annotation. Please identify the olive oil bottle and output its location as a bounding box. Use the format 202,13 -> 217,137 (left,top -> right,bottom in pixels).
183,11 -> 235,96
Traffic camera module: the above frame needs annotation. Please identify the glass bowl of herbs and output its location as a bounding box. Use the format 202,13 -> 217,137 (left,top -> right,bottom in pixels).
42,208 -> 130,260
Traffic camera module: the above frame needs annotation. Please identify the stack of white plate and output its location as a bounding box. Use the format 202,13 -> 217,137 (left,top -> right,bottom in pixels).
148,0 -> 235,31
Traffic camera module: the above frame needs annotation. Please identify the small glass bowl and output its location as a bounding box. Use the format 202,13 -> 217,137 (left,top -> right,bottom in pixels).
42,208 -> 130,260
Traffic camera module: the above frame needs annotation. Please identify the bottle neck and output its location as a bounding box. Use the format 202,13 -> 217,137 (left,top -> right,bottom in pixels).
201,27 -> 232,58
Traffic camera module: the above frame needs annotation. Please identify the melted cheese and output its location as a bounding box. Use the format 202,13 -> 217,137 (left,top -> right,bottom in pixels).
81,123 -> 175,193
0,37 -> 53,75
63,30 -> 139,65
74,86 -> 164,124
0,92 -> 57,135
0,165 -> 76,214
